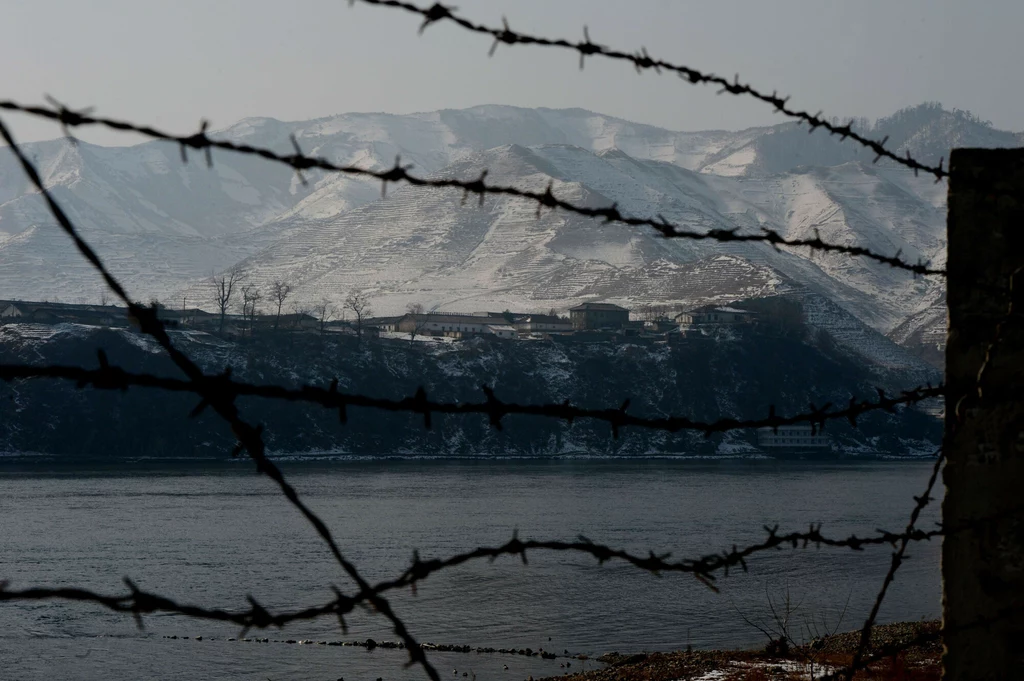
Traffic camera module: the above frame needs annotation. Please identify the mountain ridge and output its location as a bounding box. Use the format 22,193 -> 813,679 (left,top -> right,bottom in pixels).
0,102 -> 1006,348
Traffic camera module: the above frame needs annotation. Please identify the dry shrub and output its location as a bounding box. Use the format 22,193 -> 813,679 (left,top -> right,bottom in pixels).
740,667 -> 770,681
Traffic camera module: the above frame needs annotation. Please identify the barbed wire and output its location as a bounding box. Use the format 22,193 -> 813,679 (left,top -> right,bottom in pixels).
0,579 -> 355,635
815,626 -> 939,680
818,606 -> 1024,680
15,485 -> 1024,667
818,602 -> 1024,680
348,0 -> 948,180
0,44 -> 961,677
833,449 -> 944,680
0,359 -> 945,438
0,115 -> 442,681
0,99 -> 945,277
0,101 -> 953,679
0,519 -> 944,633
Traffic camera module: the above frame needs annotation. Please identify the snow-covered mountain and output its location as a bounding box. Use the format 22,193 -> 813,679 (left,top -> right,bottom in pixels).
196,142 -> 935,332
0,102 -> 1014,335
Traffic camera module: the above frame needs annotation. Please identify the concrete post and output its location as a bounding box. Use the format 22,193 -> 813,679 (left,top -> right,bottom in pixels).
943,148 -> 1024,679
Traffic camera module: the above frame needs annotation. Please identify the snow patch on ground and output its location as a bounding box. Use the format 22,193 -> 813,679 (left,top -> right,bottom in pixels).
688,659 -> 838,680
117,329 -> 163,354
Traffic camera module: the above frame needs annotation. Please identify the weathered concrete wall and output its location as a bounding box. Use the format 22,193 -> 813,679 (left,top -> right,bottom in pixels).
943,148 -> 1024,679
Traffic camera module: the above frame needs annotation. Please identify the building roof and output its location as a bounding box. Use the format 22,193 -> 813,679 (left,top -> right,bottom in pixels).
1,301 -> 123,315
682,304 -> 754,315
0,301 -> 226,320
756,425 -> 821,433
403,312 -> 506,324
569,302 -> 629,312
276,313 -> 319,322
161,307 -> 216,318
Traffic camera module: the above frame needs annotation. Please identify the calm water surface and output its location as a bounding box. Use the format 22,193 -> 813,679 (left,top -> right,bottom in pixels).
0,459 -> 941,681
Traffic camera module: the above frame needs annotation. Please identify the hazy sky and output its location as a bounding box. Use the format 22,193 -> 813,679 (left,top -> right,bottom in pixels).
3,0 -> 1022,145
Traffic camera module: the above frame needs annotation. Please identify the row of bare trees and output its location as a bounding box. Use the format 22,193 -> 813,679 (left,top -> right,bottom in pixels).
206,268 -> 371,338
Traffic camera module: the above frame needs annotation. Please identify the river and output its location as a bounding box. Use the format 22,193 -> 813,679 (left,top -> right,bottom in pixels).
0,458 -> 941,681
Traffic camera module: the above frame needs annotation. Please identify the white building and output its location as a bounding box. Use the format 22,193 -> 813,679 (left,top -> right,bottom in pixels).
513,314 -> 573,335
756,425 -> 830,451
396,312 -> 517,338
675,305 -> 756,329
484,324 -> 517,339
0,303 -> 24,320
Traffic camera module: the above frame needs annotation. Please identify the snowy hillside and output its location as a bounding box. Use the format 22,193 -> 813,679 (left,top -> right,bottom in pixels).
888,298 -> 947,369
699,103 -> 1022,176
0,102 -> 1015,334
180,142 -> 794,316
191,143 -> 946,331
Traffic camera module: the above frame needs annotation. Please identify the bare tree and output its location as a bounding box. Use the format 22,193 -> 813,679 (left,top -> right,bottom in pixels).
637,303 -> 659,323
736,585 -> 851,678
289,302 -> 312,329
406,303 -> 438,341
210,267 -> 245,334
345,291 -> 372,342
271,280 -> 292,331
241,283 -> 262,335
311,298 -> 336,335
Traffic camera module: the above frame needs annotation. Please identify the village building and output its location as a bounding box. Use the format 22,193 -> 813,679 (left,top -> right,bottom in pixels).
0,301 -> 127,327
675,305 -> 756,329
756,425 -> 831,451
366,316 -> 404,333
160,307 -> 218,329
642,318 -> 680,334
513,314 -> 573,335
0,298 -> 687,343
0,303 -> 24,321
395,312 -> 518,339
257,312 -> 320,331
484,324 -> 517,339
569,302 -> 630,330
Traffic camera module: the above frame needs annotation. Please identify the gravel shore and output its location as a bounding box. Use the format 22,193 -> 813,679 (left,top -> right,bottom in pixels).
538,621 -> 941,681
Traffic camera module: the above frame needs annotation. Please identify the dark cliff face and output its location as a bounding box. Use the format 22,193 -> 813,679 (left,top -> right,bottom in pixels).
0,325 -> 940,460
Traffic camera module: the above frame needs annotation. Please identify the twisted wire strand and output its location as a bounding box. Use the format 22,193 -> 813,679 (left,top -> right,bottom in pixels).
350,0 -> 948,179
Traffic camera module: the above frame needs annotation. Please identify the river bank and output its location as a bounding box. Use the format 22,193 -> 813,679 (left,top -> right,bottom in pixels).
542,621 -> 940,681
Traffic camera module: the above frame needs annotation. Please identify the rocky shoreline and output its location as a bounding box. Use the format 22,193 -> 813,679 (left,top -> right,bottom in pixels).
539,621 -> 940,681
